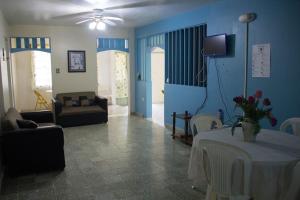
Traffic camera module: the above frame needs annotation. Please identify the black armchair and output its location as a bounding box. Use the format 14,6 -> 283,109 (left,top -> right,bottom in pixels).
1,108 -> 65,176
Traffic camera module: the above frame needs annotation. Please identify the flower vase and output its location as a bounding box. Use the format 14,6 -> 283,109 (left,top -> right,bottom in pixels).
241,121 -> 257,142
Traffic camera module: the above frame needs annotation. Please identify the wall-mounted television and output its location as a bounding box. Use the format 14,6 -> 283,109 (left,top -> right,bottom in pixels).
203,34 -> 227,57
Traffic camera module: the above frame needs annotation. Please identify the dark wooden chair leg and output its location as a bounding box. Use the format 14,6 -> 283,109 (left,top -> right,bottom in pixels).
172,112 -> 176,139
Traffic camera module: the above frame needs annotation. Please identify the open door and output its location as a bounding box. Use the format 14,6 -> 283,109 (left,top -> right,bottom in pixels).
97,50 -> 129,117
151,47 -> 165,126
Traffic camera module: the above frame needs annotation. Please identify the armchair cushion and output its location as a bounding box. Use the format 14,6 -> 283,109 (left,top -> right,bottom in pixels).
16,119 -> 38,129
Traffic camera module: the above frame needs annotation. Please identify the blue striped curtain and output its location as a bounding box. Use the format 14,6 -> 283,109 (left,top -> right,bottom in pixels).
97,38 -> 129,52
10,37 -> 51,53
165,24 -> 207,87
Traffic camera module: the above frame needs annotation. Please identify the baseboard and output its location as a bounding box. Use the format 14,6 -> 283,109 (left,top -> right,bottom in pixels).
130,112 -> 144,118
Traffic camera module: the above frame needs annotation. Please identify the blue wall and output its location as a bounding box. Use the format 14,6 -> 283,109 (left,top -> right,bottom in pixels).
135,0 -> 300,129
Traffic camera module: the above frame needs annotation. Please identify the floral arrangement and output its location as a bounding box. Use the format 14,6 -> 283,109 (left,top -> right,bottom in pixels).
232,90 -> 277,135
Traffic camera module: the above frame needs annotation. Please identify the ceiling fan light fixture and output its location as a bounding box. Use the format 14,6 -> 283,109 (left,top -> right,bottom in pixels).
96,21 -> 106,30
89,21 -> 97,30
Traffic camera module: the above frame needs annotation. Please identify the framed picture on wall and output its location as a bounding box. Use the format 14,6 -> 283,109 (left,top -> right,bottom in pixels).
68,50 -> 86,72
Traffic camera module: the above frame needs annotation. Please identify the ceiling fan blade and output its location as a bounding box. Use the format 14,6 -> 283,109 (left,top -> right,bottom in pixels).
102,19 -> 116,26
52,11 -> 93,19
76,18 -> 93,24
103,1 -> 161,10
102,16 -> 123,22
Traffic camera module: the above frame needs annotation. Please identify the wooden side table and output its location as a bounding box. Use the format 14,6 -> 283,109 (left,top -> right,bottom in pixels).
172,111 -> 193,145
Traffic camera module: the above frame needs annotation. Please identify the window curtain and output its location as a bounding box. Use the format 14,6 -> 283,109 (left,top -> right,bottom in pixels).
31,51 -> 52,90
165,24 -> 207,87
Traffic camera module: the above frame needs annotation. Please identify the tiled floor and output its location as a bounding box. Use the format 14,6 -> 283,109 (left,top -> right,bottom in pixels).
0,116 -> 205,200
108,105 -> 128,117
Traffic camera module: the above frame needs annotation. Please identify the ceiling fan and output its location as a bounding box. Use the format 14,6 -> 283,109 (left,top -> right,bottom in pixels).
52,1 -> 173,30
73,9 -> 124,30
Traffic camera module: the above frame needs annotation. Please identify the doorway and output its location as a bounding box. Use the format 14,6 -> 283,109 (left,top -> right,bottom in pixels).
97,50 -> 129,117
151,47 -> 165,126
11,51 -> 52,111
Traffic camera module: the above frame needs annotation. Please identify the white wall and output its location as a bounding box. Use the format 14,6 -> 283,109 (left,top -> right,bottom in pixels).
0,10 -> 11,114
9,25 -> 135,112
0,8 -> 10,191
151,48 -> 164,104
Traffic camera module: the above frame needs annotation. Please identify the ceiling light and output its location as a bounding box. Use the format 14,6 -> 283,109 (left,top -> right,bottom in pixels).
96,21 -> 106,30
89,21 -> 97,30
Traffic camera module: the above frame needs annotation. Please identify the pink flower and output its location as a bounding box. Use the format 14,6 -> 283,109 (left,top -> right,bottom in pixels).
255,90 -> 263,98
263,98 -> 271,106
233,96 -> 243,104
248,96 -> 255,104
270,117 -> 277,127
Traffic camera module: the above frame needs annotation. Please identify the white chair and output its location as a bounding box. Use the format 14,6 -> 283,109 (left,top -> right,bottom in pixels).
201,141 -> 252,200
280,118 -> 300,136
190,115 -> 223,137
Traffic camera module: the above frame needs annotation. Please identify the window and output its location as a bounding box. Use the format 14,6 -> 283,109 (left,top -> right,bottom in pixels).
31,51 -> 52,89
165,24 -> 207,87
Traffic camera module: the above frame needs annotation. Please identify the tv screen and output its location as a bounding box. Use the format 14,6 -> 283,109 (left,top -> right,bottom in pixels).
203,34 -> 227,57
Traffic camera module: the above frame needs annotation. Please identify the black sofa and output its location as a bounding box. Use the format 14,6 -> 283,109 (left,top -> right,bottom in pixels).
52,91 -> 108,127
1,108 -> 65,176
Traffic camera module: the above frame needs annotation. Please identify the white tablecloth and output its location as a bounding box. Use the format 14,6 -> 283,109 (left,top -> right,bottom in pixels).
188,127 -> 300,200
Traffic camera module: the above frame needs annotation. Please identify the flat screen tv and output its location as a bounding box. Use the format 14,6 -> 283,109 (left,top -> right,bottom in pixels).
203,34 -> 227,57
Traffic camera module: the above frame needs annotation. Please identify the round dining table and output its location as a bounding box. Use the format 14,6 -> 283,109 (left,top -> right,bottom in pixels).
188,127 -> 300,200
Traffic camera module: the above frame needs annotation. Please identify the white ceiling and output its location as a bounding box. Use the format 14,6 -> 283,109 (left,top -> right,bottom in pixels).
0,0 -> 217,27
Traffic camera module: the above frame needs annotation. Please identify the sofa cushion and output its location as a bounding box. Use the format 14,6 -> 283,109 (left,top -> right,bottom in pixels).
59,106 -> 105,116
2,108 -> 23,131
17,119 -> 39,129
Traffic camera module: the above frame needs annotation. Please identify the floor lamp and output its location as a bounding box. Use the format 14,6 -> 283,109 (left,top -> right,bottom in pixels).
239,13 -> 256,97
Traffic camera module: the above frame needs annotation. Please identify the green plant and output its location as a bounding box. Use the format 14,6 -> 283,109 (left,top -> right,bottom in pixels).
231,90 -> 277,135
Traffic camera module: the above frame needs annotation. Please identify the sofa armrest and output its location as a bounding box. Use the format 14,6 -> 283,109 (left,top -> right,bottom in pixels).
95,96 -> 108,112
3,125 -> 64,142
21,110 -> 54,123
52,98 -> 63,116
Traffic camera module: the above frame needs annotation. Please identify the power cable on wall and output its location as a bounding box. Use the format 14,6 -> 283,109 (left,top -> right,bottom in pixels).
194,57 -> 210,115
212,57 -> 234,124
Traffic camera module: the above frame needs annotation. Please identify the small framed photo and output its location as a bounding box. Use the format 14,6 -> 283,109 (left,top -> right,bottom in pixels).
68,50 -> 86,72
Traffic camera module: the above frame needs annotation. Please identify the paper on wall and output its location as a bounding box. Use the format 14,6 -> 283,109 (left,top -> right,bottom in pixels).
252,43 -> 271,78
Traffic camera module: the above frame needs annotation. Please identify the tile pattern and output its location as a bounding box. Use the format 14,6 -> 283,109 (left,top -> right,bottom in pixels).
0,116 -> 205,200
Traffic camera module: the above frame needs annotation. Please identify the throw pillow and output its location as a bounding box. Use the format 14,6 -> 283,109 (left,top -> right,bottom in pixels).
81,99 -> 90,106
72,100 -> 80,107
63,97 -> 72,106
65,100 -> 73,107
16,119 -> 38,129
